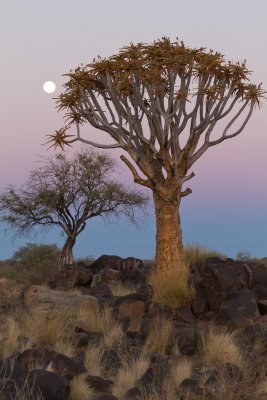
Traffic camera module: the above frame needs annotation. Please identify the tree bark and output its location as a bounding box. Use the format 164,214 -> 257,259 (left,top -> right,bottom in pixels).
153,192 -> 185,271
60,236 -> 76,270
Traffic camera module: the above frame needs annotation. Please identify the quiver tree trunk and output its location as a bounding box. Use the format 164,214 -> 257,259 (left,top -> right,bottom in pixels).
153,192 -> 185,271
60,236 -> 76,270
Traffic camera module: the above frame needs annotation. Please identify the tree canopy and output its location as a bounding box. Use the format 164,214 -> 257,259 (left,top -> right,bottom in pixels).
0,150 -> 147,269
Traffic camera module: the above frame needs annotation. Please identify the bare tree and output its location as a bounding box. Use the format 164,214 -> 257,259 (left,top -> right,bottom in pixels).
48,38 -> 264,271
0,150 -> 147,270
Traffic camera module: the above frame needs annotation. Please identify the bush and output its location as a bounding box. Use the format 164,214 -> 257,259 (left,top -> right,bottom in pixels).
1,243 -> 61,284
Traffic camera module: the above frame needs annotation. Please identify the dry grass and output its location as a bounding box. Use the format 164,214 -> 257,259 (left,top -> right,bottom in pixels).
150,265 -> 195,309
77,303 -> 115,333
198,324 -> 243,367
69,374 -> 93,400
0,316 -> 20,359
113,354 -> 150,398
76,302 -> 124,348
84,342 -> 106,376
143,316 -> 173,355
184,243 -> 225,266
111,282 -> 135,297
172,358 -> 192,388
54,337 -> 78,358
20,307 -> 74,346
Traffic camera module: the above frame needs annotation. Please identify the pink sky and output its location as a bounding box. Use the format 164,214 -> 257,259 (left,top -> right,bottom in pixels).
0,0 -> 266,259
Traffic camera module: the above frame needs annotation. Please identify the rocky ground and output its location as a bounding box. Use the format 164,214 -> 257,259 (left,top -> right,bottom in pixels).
0,255 -> 267,399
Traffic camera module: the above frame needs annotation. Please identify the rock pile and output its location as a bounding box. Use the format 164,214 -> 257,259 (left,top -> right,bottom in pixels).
0,255 -> 266,399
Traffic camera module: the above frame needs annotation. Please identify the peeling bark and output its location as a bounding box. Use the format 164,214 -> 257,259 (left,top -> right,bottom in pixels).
153,192 -> 185,271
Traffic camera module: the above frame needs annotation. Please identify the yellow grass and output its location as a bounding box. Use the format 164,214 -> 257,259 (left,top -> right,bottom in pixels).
111,282 -> 135,297
150,264 -> 195,309
198,324 -> 243,367
184,243 -> 225,266
172,358 -> 193,388
113,354 -> 150,398
143,316 -> 173,355
69,375 -> 93,400
0,317 -> 20,359
77,303 -> 116,334
20,308 -> 73,346
84,343 -> 105,376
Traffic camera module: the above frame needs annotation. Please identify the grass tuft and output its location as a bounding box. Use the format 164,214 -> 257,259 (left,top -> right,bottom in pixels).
113,354 -> 150,398
150,265 -> 195,309
198,324 -> 243,367
143,316 -> 173,355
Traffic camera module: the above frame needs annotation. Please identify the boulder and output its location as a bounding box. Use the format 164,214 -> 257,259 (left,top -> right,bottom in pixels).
28,369 -> 70,400
250,263 -> 267,300
23,286 -> 97,317
18,347 -> 85,379
89,284 -> 113,298
217,287 -> 260,328
90,268 -> 122,288
171,322 -> 195,355
173,306 -> 196,325
194,258 -> 249,311
85,375 -> 114,393
53,267 -> 93,291
89,255 -> 123,272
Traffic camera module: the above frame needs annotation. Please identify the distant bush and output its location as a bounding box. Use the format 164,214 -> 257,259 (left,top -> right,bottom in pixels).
0,243 -> 60,284
236,250 -> 254,262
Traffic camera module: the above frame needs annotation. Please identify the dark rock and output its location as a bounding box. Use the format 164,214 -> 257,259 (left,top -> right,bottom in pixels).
250,263 -> 267,300
138,364 -> 169,392
135,283 -> 154,302
18,347 -> 85,379
28,369 -> 70,400
258,300 -> 267,315
191,281 -> 208,315
88,284 -> 113,298
173,306 -> 196,325
147,302 -> 173,319
243,324 -> 267,347
101,348 -> 123,375
148,353 -> 170,365
171,322 -> 195,355
217,287 -> 260,328
91,268 -> 122,288
115,295 -> 146,322
85,375 -> 114,393
0,379 -> 41,400
125,386 -> 143,400
96,395 -> 118,400
194,259 -> 249,311
54,268 -> 93,291
0,358 -> 25,383
75,331 -> 103,347
179,378 -> 203,395
89,255 -> 123,272
122,257 -> 144,272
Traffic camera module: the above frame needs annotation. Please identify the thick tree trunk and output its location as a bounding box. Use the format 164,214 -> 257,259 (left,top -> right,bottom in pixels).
60,236 -> 76,270
153,192 -> 185,271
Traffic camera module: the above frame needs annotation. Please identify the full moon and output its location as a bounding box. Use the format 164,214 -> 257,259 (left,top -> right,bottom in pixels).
43,81 -> 56,94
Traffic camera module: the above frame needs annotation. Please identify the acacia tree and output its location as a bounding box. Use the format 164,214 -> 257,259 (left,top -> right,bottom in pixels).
49,38 -> 264,271
0,150 -> 147,270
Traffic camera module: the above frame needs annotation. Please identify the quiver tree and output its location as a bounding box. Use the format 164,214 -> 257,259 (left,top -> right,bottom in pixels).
49,37 -> 264,271
0,150 -> 147,270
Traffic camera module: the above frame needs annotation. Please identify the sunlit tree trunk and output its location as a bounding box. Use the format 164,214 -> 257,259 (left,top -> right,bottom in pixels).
153,192 -> 185,271
60,236 -> 76,270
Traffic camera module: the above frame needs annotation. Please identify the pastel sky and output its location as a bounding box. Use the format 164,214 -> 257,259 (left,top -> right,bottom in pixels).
0,0 -> 266,260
